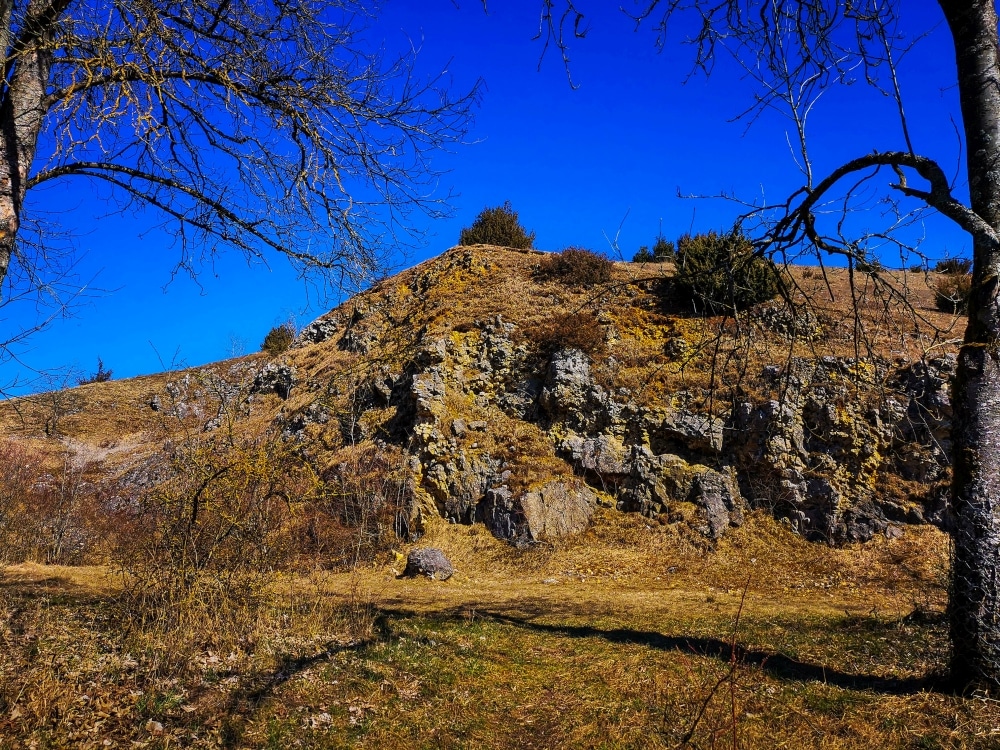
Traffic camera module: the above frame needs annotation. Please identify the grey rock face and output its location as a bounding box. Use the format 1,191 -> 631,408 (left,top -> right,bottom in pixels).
480,486 -> 522,543
755,300 -> 825,340
297,314 -> 341,345
481,480 -> 596,546
280,401 -> 331,438
318,300 -> 955,547
402,548 -> 454,580
690,470 -> 744,540
562,434 -> 629,476
540,349 -> 618,434
252,363 -> 295,399
520,480 -> 597,541
618,448 -> 743,539
726,356 -> 951,543
646,408 -> 725,454
890,355 -> 956,483
412,368 -> 446,419
337,304 -> 378,354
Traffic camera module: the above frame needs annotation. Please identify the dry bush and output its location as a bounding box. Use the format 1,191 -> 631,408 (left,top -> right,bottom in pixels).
294,444 -> 413,569
34,452 -> 100,564
934,273 -> 972,314
0,440 -> 43,563
538,247 -> 614,286
530,310 -> 606,358
112,421 -> 411,656
0,441 -> 106,564
114,431 -> 318,643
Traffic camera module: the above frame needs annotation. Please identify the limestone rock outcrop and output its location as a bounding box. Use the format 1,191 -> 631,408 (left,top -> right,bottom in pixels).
276,247 -> 958,546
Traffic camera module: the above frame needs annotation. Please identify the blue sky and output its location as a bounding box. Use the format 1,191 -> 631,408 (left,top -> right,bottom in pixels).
1,1 -> 969,394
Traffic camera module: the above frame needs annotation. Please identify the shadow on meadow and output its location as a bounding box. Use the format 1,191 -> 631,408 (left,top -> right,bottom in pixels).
374,598 -> 948,696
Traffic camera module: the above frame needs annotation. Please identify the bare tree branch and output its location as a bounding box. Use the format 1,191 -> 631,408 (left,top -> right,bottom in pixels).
0,0 -> 480,300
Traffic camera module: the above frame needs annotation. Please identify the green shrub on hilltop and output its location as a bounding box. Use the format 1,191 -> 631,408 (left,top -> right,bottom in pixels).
632,235 -> 674,263
261,321 -> 296,355
673,230 -> 779,312
459,201 -> 535,249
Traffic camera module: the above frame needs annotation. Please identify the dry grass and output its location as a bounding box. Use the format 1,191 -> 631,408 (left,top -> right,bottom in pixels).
0,513 -> 984,749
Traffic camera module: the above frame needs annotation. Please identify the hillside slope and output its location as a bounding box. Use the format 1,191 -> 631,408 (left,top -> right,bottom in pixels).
0,245 -> 963,556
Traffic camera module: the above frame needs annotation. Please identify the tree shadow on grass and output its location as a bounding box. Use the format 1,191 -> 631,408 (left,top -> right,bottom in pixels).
0,569 -> 109,605
231,638 -> 370,711
378,600 -> 945,696
210,619 -> 396,748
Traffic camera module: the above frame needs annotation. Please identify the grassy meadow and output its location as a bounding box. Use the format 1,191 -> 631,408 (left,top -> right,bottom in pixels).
2,509 -> 995,749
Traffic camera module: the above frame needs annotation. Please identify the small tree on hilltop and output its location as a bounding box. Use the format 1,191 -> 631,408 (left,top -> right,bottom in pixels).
633,246 -> 655,263
261,321 -> 297,356
459,201 -> 536,249
633,235 -> 675,263
77,357 -> 113,385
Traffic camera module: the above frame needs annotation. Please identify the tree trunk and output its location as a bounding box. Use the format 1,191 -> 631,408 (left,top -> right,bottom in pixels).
0,0 -> 65,294
940,0 -> 1000,689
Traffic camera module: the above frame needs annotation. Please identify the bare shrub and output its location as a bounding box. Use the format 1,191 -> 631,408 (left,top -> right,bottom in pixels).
36,452 -> 98,564
114,431 -> 317,643
0,440 -> 44,564
0,442 -> 104,564
538,247 -> 614,286
935,273 -> 972,315
530,310 -> 606,358
294,444 -> 413,570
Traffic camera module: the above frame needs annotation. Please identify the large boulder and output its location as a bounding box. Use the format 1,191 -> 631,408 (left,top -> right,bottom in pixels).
402,548 -> 454,580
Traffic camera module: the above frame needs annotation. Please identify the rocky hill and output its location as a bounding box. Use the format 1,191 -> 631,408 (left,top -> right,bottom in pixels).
0,245 -> 963,558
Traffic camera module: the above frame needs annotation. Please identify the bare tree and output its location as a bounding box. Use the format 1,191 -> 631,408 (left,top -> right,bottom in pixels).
530,0 -> 1000,689
0,0 -> 476,301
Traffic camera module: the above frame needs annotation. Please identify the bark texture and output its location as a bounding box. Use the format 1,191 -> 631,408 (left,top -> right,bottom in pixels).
0,0 -> 71,290
940,0 -> 1000,688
